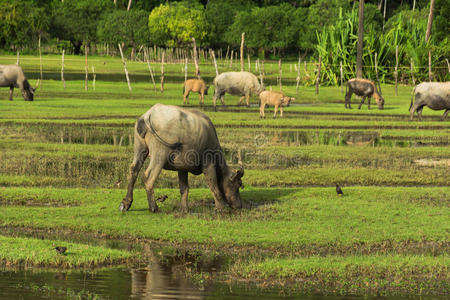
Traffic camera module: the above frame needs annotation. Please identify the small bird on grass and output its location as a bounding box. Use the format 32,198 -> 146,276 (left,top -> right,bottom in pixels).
157,195 -> 168,202
54,246 -> 67,255
336,184 -> 344,196
114,180 -> 122,188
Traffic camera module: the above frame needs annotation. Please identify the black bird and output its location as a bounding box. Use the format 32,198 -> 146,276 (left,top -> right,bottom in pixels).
157,195 -> 168,202
54,246 -> 67,254
336,184 -> 344,196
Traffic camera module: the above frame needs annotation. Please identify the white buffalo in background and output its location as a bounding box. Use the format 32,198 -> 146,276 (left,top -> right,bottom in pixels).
410,82 -> 450,121
213,71 -> 264,109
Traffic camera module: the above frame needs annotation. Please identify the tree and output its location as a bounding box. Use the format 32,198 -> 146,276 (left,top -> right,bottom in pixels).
98,9 -> 150,59
148,2 -> 209,47
0,0 -> 49,50
226,4 -> 296,57
51,0 -> 113,54
356,0 -> 365,78
205,0 -> 256,48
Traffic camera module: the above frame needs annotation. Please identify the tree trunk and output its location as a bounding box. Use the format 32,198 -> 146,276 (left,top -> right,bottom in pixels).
356,0 -> 364,79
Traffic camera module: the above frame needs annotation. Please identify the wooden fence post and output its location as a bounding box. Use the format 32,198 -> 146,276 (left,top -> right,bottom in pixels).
92,66 -> 96,90
61,50 -> 66,89
410,58 -> 415,86
16,51 -> 19,65
192,38 -> 200,78
240,32 -> 245,72
184,57 -> 188,82
229,50 -> 233,68
428,50 -> 433,81
315,56 -> 321,95
211,49 -> 219,77
84,43 -> 88,91
39,35 -> 43,89
375,52 -> 380,91
394,45 -> 398,96
278,59 -> 282,91
296,56 -> 301,96
247,54 -> 251,72
144,48 -> 156,91
118,44 -> 132,91
160,50 -> 165,93
340,61 -> 344,94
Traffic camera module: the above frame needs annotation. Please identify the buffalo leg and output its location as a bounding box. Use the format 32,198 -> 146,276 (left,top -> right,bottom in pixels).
121,136 -> 149,212
345,91 -> 352,109
259,102 -> 265,118
367,97 -> 371,110
280,106 -> 284,117
143,156 -> 164,213
238,96 -> 245,106
178,171 -> 189,213
183,91 -> 189,105
273,104 -> 279,118
203,164 -> 227,211
9,86 -> 14,101
417,106 -> 424,121
441,109 -> 449,121
245,93 -> 250,107
199,92 -> 204,106
410,105 -> 418,121
358,96 -> 366,109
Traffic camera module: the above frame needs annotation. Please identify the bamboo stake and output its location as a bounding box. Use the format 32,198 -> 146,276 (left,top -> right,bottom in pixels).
160,50 -> 165,93
446,59 -> 450,74
296,56 -> 301,96
340,61 -> 343,94
315,56 -> 321,95
375,52 -> 381,94
247,54 -> 251,72
84,43 -> 88,91
192,38 -> 200,78
61,50 -> 66,89
144,48 -> 156,91
16,51 -> 19,65
211,49 -> 219,77
240,32 -> 245,72
394,45 -> 398,96
118,44 -> 132,91
260,60 -> 265,87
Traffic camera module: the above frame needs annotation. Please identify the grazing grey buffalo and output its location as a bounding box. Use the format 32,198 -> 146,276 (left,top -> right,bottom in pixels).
213,71 -> 264,109
345,78 -> 384,110
183,79 -> 209,105
409,82 -> 450,121
0,65 -> 35,101
120,104 -> 244,213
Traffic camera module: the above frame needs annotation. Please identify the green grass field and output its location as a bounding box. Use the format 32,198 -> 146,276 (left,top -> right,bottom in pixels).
0,54 -> 448,296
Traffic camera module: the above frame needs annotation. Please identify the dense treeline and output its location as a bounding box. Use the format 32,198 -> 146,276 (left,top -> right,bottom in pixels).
0,0 -> 448,82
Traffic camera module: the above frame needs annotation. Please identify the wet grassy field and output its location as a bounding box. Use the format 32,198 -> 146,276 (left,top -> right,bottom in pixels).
0,54 -> 449,296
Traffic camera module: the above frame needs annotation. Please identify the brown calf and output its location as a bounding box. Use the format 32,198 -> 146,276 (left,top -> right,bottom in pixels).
259,90 -> 294,118
183,79 -> 209,105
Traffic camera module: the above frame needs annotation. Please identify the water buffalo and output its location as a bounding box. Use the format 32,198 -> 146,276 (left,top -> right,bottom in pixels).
345,78 -> 384,110
0,65 -> 35,101
213,71 -> 264,109
183,79 -> 208,105
259,90 -> 294,118
409,82 -> 450,121
120,104 -> 244,213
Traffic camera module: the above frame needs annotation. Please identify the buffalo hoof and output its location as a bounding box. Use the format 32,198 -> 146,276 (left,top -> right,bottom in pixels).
119,201 -> 130,212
